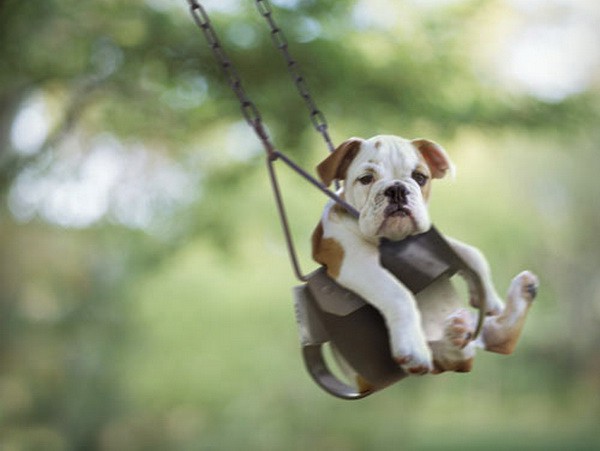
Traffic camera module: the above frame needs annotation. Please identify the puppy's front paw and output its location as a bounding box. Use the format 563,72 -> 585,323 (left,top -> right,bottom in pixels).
392,332 -> 433,375
510,271 -> 539,303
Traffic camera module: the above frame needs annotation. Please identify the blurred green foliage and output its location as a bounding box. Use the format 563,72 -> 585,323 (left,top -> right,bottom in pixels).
1,0 -> 599,449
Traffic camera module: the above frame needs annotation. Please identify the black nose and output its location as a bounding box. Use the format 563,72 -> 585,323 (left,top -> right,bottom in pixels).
384,183 -> 409,204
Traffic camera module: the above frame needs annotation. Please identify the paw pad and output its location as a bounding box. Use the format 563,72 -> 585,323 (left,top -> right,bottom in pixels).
525,283 -> 538,300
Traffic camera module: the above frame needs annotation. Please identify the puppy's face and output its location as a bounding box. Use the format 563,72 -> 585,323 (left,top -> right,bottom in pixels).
317,135 -> 454,241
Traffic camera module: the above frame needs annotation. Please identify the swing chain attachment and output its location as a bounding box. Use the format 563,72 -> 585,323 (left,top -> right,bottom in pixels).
187,0 -> 359,283
255,0 -> 335,154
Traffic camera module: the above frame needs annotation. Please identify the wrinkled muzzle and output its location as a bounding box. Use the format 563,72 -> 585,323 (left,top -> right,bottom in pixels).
358,181 -> 431,241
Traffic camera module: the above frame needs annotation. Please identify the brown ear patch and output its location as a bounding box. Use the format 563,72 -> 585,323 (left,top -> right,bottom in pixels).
316,138 -> 363,186
311,222 -> 345,279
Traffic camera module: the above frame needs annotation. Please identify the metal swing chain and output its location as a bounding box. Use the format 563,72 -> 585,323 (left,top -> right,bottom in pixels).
186,0 -> 358,283
187,0 -> 271,151
255,0 -> 336,155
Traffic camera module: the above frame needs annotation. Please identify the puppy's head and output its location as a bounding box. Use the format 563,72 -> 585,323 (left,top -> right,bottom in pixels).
317,135 -> 454,241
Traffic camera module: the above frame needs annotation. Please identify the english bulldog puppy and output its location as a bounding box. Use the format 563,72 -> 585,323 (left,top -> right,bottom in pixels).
312,135 -> 539,375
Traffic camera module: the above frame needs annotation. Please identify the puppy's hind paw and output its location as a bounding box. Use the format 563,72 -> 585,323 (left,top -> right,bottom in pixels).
513,271 -> 539,303
444,309 -> 475,349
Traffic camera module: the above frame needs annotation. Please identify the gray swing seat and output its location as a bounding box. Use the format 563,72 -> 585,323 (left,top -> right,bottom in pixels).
294,227 -> 485,399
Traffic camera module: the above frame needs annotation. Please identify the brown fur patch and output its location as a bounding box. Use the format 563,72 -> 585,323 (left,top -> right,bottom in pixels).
454,358 -> 474,373
356,375 -> 375,394
483,335 -> 518,355
311,222 -> 345,279
433,357 -> 474,374
331,202 -> 347,217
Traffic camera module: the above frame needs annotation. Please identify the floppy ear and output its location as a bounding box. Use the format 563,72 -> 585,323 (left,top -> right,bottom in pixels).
316,138 -> 363,186
412,138 -> 455,179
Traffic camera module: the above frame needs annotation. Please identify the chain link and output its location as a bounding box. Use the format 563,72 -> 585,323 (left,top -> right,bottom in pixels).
255,0 -> 336,154
187,0 -> 275,154
188,0 -> 336,155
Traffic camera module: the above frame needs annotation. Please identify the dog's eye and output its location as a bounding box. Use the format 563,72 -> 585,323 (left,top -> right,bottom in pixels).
358,174 -> 374,185
411,171 -> 429,187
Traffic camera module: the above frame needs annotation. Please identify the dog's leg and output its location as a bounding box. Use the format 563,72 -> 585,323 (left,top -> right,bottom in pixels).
429,309 -> 476,373
478,271 -> 539,354
336,244 -> 433,374
446,237 -> 504,315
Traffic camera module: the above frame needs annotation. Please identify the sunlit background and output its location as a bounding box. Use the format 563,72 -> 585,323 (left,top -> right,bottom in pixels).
1,0 -> 599,449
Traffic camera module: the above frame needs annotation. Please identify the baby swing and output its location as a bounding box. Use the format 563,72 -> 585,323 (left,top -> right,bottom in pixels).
187,0 -> 486,399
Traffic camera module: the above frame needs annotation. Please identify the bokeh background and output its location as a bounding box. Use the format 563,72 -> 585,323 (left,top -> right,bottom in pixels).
1,0 -> 599,449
